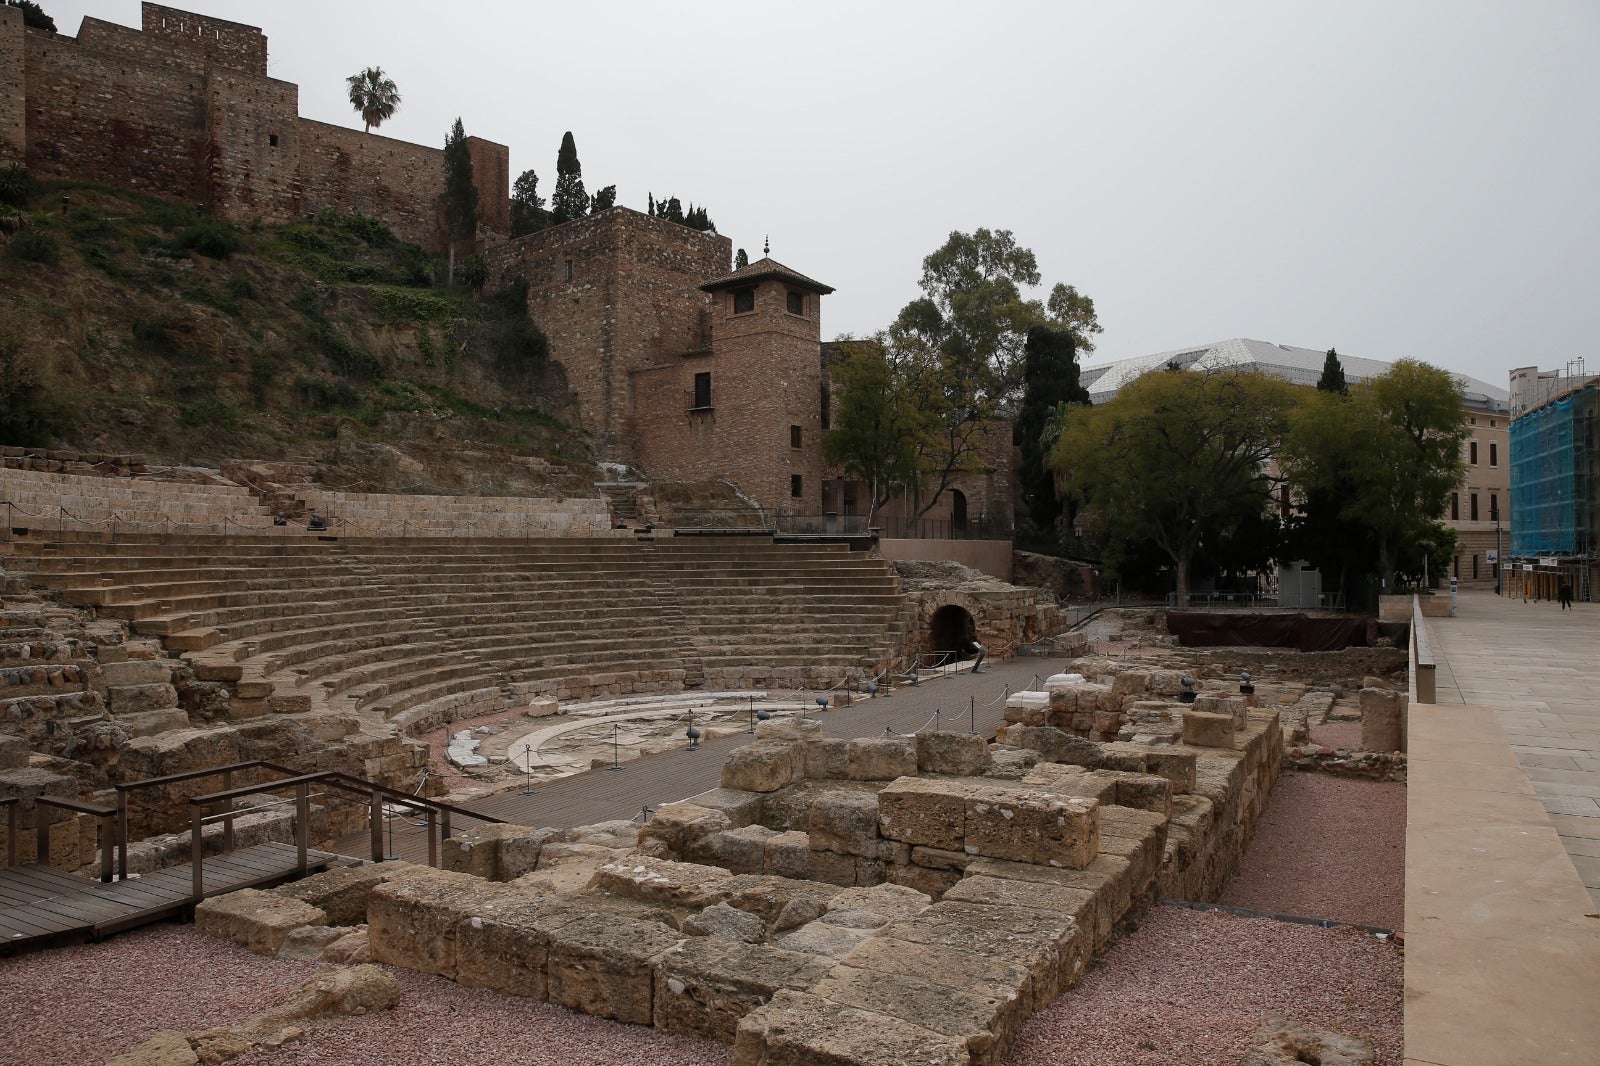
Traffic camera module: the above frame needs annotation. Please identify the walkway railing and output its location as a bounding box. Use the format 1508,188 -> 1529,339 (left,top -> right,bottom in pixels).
1411,595 -> 1436,704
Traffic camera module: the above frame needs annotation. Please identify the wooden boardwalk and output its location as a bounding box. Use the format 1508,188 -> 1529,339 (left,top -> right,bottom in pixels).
342,657 -> 1062,864
0,842 -> 338,955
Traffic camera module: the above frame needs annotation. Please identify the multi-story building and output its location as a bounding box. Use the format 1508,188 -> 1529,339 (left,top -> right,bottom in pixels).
1508,365 -> 1598,601
1079,338 -> 1510,585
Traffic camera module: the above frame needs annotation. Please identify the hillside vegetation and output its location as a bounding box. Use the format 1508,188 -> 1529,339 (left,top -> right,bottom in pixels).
0,176 -> 598,496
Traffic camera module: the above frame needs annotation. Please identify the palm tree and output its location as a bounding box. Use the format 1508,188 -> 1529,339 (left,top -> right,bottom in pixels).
346,67 -> 400,134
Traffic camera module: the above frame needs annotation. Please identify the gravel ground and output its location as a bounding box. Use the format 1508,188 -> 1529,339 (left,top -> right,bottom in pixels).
1310,720 -> 1365,749
0,923 -> 730,1066
1219,772 -> 1406,930
1007,907 -> 1404,1065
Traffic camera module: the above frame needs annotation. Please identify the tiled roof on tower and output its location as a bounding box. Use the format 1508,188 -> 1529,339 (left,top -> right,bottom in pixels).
700,257 -> 835,295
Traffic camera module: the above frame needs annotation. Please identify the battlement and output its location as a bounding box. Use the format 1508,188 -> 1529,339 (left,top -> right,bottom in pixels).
5,3 -> 506,250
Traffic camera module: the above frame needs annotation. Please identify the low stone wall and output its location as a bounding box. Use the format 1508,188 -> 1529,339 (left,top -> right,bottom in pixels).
878,539 -> 1015,582
205,693 -> 1286,1066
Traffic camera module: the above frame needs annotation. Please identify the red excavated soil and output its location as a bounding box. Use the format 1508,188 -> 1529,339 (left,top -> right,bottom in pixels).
1007,907 -> 1404,1065
1219,771 -> 1406,930
1310,719 -> 1365,749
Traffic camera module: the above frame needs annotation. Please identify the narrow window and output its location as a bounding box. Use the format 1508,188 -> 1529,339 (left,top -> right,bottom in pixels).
733,288 -> 755,314
1471,493 -> 1479,521
1469,440 -> 1478,465
786,290 -> 804,315
564,259 -> 573,282
1451,492 -> 1459,521
1490,493 -> 1499,521
1473,555 -> 1479,579
790,425 -> 802,449
1453,555 -> 1460,578
693,372 -> 711,409
268,133 -> 278,147
820,383 -> 831,429
1489,441 -> 1498,466
791,475 -> 803,499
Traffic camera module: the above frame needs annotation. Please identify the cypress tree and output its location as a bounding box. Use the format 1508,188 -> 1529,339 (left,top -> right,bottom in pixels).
735,248 -> 749,270
1015,325 -> 1089,533
551,131 -> 588,223
441,117 -> 478,286
590,185 -> 617,212
1317,348 -> 1348,395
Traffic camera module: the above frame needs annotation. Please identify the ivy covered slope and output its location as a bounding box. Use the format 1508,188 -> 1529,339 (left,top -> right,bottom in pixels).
0,177 -> 596,496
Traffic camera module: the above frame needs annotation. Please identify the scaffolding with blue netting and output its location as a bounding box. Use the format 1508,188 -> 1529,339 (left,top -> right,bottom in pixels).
1511,384 -> 1599,559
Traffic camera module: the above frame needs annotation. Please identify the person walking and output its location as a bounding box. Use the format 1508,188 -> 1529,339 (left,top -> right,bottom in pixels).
1558,580 -> 1574,610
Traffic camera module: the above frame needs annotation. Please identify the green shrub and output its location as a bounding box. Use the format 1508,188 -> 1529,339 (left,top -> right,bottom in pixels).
293,376 -> 361,412
369,285 -> 460,323
6,228 -> 59,265
0,164 -> 31,207
248,356 -> 274,407
177,398 -> 237,429
173,218 -> 245,259
227,276 -> 258,302
314,326 -> 385,381
459,256 -> 490,291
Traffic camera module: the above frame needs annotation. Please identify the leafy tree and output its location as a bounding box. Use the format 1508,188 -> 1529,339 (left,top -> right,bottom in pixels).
550,132 -> 588,224
735,248 -> 749,269
1317,348 -> 1348,395
0,340 -> 75,445
1045,284 -> 1103,355
1014,325 -> 1088,534
590,184 -> 617,212
346,67 -> 400,134
1051,368 -> 1298,605
6,0 -> 54,32
822,338 -> 924,523
1282,359 -> 1466,592
684,204 -> 716,232
441,118 -> 478,286
509,169 -> 546,237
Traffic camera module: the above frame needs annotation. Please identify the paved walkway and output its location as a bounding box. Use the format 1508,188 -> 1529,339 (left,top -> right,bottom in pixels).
1427,588 -> 1600,904
338,657 -> 1063,863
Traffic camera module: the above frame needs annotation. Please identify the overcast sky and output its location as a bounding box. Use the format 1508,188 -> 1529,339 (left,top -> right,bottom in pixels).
49,1 -> 1600,389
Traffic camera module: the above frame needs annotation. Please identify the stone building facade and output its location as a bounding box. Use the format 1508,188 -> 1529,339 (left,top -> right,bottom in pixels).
0,3 -> 508,250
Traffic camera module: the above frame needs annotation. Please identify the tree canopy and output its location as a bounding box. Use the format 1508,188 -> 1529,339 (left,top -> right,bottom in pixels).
346,67 -> 400,134
509,169 -> 545,237
1281,359 -> 1466,592
1317,348 -> 1348,395
590,184 -> 617,212
822,338 -> 924,523
6,0 -> 55,32
1051,368 -> 1298,604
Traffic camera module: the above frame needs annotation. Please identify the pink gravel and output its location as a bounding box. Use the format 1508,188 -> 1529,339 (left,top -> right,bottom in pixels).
1310,720 -> 1365,749
1007,907 -> 1404,1065
1219,772 -> 1406,930
0,923 -> 729,1066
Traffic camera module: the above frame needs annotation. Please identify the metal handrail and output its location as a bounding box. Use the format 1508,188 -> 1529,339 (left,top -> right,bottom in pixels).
34,795 -> 117,883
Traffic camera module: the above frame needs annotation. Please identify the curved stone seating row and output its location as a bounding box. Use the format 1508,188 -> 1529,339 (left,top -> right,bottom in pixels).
298,488 -> 615,539
4,534 -> 907,729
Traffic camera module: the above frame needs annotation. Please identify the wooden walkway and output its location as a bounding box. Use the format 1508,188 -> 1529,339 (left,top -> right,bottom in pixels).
0,842 -> 338,955
340,657 -> 1062,864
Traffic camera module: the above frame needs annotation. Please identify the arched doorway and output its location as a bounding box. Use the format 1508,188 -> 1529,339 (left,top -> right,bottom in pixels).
950,489 -> 968,535
927,604 -> 978,665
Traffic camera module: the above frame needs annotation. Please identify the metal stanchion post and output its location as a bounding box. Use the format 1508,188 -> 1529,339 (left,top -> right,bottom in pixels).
610,723 -> 623,771
520,744 -> 536,795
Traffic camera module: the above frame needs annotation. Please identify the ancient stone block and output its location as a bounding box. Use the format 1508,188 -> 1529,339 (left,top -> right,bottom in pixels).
776,920 -> 876,959
275,861 -> 430,927
1022,763 -> 1118,806
964,855 -> 1130,949
546,914 -> 684,1026
734,989 -> 970,1066
1111,669 -> 1149,697
915,731 -> 992,776
807,789 -> 883,857
1106,771 -> 1173,816
194,888 -> 326,956
1183,709 -> 1236,748
878,776 -> 968,851
722,739 -> 801,793
886,863 -> 962,900
910,845 -> 972,872
1098,743 -> 1148,773
811,963 -> 1030,1066
724,873 -> 843,925
682,902 -> 767,943
0,734 -> 29,769
826,882 -> 932,925
454,893 -> 578,1000
1141,747 -> 1198,793
965,786 -> 1099,869
802,737 -> 850,779
367,868 -> 504,980
638,802 -> 730,856
845,737 -> 917,781
690,824 -> 778,875
695,787 -> 763,827
593,856 -> 736,910
881,900 -> 1081,1009
441,823 -> 561,882
1097,806 -> 1168,890
654,938 -> 834,1043
1359,688 -> 1405,752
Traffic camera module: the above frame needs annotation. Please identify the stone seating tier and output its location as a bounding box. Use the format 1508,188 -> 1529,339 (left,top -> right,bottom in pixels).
4,535 -> 905,726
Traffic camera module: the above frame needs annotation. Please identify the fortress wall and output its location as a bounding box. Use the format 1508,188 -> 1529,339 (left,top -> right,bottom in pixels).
490,209 -> 731,453
23,24 -> 207,200
139,2 -> 267,76
0,7 -> 23,164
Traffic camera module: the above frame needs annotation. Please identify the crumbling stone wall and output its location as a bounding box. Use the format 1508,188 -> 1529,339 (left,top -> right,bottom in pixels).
0,7 -> 26,164
886,560 -> 1068,665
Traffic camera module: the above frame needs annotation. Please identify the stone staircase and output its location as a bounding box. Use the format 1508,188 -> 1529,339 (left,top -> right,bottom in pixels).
4,532 -> 907,737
